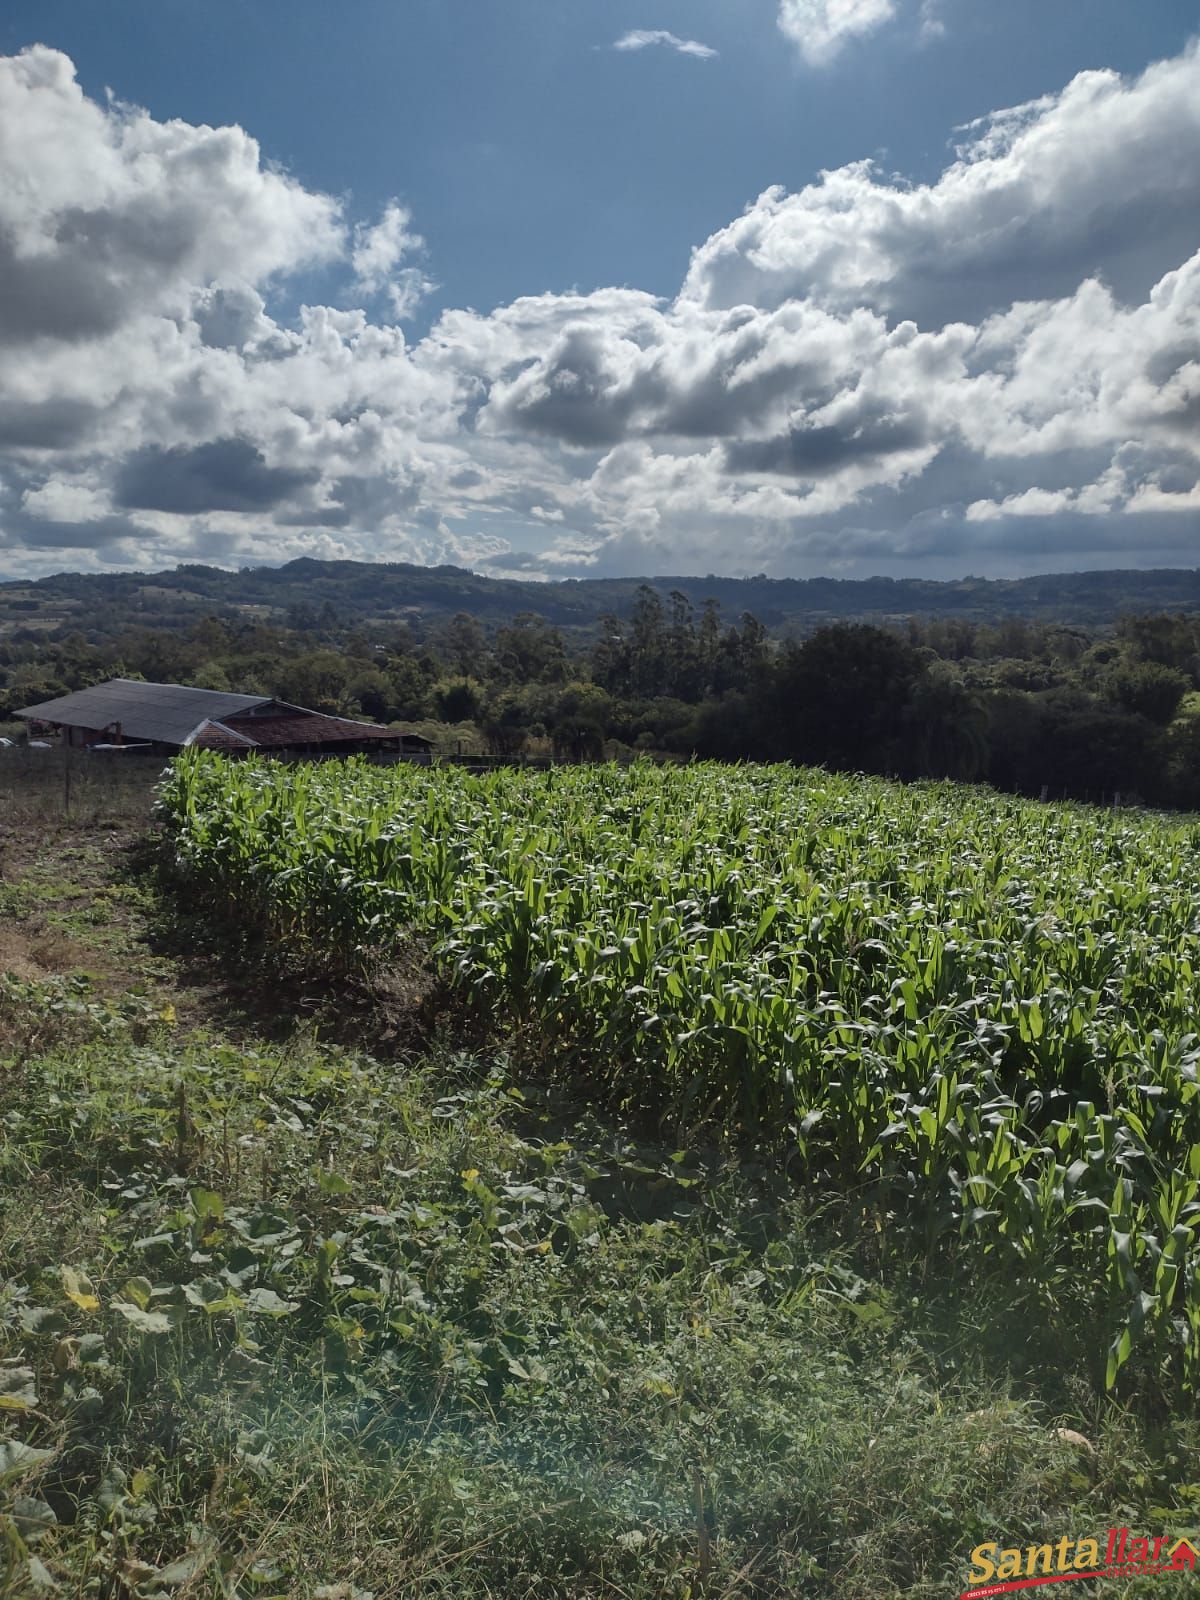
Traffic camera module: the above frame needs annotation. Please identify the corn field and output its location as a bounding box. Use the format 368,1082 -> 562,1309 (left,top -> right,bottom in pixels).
158,753 -> 1200,1399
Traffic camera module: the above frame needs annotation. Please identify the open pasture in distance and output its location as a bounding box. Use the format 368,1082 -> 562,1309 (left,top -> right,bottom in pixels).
160,755 -> 1200,1405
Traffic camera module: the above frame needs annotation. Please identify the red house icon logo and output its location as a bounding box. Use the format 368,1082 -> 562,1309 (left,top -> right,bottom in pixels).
1169,1537 -> 1199,1572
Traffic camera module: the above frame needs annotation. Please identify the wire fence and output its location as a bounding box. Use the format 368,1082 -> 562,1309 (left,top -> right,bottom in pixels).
0,741 -> 656,827
0,748 -> 166,825
0,747 -> 565,825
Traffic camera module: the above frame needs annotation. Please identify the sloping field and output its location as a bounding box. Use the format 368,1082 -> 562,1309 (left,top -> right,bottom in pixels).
160,756 -> 1200,1404
3,786 -> 1199,1596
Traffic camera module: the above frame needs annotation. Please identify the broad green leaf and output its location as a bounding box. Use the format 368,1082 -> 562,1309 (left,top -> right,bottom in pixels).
0,1439 -> 55,1478
10,1494 -> 57,1542
190,1188 -> 225,1222
113,1302 -> 173,1335
0,1366 -> 37,1411
244,1288 -> 299,1316
61,1265 -> 100,1314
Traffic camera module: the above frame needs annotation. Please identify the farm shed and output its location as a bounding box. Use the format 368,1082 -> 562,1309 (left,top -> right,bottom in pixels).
16,678 -> 432,759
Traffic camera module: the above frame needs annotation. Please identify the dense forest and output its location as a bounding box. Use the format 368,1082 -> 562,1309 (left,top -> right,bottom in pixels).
6,572 -> 1200,808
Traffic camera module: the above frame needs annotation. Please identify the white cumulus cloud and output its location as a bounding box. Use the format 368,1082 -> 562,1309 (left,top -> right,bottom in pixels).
776,0 -> 896,66
352,201 -> 436,319
0,45 -> 343,349
682,44 -> 1200,325
1,40 -> 1199,583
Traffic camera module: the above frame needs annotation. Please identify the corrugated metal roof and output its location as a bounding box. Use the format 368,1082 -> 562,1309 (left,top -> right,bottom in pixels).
17,679 -> 272,745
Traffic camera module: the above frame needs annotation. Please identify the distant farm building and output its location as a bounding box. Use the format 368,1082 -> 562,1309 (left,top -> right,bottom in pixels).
16,679 -> 433,759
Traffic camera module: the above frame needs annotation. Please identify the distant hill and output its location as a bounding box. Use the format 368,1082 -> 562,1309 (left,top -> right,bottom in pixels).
6,558 -> 1200,638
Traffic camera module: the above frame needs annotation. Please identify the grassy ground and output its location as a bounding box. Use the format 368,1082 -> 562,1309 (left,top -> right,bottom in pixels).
2,810 -> 1199,1597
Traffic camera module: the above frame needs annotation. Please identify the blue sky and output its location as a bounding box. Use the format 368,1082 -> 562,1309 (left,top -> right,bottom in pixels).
6,0 -> 1190,317
0,2 -> 1198,581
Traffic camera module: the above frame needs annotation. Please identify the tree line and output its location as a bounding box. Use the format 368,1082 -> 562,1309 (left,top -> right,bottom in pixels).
4,585 -> 1200,807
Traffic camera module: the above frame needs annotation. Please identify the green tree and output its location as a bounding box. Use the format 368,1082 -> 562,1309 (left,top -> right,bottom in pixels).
665,590 -> 701,700
904,664 -> 989,780
629,586 -> 667,697
481,688 -> 530,757
1102,660 -> 1190,725
435,613 -> 490,678
191,659 -> 232,693
549,683 -> 611,760
386,656 -> 434,719
769,624 -> 927,772
494,614 -> 567,686
437,677 -> 484,722
590,612 -> 630,694
276,651 -> 352,712
347,667 -> 392,722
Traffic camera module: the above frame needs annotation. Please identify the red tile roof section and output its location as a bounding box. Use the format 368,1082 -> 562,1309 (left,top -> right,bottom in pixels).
186,718 -> 259,751
221,712 -> 405,748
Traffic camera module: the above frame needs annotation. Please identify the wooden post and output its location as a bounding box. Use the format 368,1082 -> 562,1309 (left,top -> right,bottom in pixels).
693,1466 -> 712,1582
